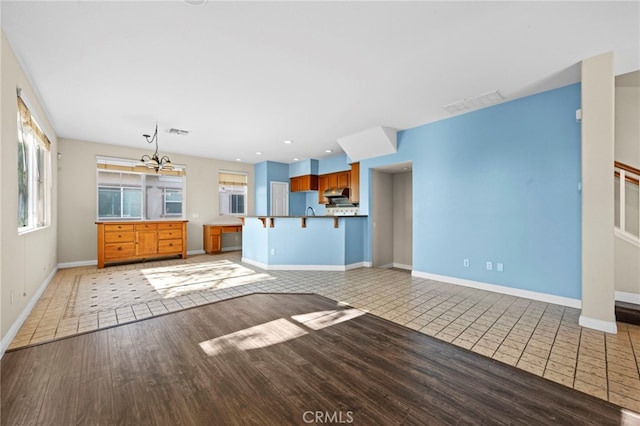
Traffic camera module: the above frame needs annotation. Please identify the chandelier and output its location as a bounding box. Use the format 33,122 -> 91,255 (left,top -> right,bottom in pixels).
140,124 -> 173,171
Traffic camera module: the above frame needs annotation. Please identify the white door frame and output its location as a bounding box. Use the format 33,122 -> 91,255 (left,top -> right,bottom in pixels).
270,181 -> 289,216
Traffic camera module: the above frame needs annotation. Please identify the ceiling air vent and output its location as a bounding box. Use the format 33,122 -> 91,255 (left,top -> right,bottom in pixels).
166,128 -> 190,136
443,90 -> 505,114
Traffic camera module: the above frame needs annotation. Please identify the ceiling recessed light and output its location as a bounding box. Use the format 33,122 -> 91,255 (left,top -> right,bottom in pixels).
325,149 -> 333,153
235,158 -> 242,162
284,140 -> 293,144
256,151 -> 263,155
293,158 -> 299,161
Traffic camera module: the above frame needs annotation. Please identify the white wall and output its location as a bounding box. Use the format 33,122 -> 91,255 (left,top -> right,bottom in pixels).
57,138 -> 254,265
1,32 -> 58,344
615,84 -> 640,169
393,171 -> 412,268
371,170 -> 393,268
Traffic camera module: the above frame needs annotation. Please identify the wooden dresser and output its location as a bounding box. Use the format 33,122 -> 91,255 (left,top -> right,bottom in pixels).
203,224 -> 242,254
96,220 -> 188,268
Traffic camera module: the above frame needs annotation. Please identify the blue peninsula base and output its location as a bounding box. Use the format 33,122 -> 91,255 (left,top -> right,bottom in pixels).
241,216 -> 368,271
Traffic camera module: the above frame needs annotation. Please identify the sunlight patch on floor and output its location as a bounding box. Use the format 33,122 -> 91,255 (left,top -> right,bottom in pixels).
291,309 -> 365,331
141,259 -> 274,298
199,318 -> 308,356
199,307 -> 366,356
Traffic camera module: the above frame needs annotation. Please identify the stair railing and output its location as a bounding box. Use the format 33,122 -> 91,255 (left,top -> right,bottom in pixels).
614,161 -> 640,244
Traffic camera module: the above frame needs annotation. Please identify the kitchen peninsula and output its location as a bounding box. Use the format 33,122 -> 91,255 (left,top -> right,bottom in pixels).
241,215 -> 367,270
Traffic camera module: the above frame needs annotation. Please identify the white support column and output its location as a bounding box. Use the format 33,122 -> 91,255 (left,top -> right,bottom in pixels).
580,51 -> 617,334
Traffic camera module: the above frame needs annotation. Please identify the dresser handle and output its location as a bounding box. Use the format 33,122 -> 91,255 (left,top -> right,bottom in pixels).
117,246 -> 122,251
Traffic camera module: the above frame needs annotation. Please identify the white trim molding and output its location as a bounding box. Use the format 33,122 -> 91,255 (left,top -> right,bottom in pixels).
615,228 -> 640,248
58,259 -> 97,269
579,315 -> 618,334
1,267 -> 58,358
411,271 -> 582,309
241,257 -> 369,271
393,263 -> 412,271
615,291 -> 640,304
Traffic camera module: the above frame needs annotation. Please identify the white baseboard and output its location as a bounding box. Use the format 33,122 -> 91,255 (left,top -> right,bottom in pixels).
241,257 -> 368,272
58,260 -> 97,269
411,270 -> 582,309
60,251 -> 206,269
393,263 -> 412,271
345,261 -> 369,270
1,267 -> 58,358
378,263 -> 394,269
579,315 -> 618,334
241,257 -> 268,270
615,291 -> 640,304
221,246 -> 242,252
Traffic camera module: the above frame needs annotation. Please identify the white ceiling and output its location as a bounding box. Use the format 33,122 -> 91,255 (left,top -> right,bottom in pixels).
2,1 -> 638,164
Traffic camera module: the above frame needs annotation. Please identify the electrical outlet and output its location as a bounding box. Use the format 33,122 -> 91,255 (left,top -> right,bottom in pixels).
270,248 -> 276,255
497,263 -> 504,272
463,259 -> 469,267
486,261 -> 493,271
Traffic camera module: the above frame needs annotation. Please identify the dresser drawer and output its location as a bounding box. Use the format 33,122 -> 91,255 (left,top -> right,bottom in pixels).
104,224 -> 134,232
222,226 -> 241,233
104,231 -> 134,243
158,229 -> 182,240
209,227 -> 222,235
158,222 -> 182,230
158,239 -> 182,254
135,223 -> 157,231
104,242 -> 135,259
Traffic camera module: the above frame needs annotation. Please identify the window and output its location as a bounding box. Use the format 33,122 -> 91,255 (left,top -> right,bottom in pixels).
17,96 -> 51,232
97,172 -> 142,219
219,171 -> 247,215
97,158 -> 186,220
164,189 -> 183,216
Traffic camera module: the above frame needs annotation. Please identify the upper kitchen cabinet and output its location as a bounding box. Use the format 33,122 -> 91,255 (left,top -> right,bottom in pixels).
318,174 -> 329,204
317,163 -> 360,204
336,171 -> 350,188
290,174 -> 318,192
350,162 -> 360,203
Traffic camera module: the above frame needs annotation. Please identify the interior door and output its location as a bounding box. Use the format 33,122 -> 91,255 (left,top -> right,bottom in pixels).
271,181 -> 289,216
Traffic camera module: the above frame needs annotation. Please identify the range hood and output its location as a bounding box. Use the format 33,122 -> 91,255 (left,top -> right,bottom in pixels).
323,188 -> 354,207
323,188 -> 349,198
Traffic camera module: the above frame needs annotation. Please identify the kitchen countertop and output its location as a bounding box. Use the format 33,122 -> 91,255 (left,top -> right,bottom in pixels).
245,215 -> 368,218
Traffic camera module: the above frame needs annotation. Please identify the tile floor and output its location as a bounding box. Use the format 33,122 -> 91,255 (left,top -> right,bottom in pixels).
7,252 -> 640,413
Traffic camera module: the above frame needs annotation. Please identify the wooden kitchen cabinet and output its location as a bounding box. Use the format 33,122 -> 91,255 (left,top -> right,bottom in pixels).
318,174 -> 329,204
96,220 -> 187,268
350,162 -> 360,203
317,169 -> 354,204
337,171 -> 350,188
203,224 -> 242,254
290,174 -> 318,192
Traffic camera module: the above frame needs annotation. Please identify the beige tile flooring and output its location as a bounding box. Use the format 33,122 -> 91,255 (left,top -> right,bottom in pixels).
8,252 -> 640,414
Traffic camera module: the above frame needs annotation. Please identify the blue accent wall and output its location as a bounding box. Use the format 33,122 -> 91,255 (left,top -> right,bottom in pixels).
254,161 -> 268,216
361,84 -> 582,299
318,153 -> 351,174
254,161 -> 289,215
289,159 -> 319,177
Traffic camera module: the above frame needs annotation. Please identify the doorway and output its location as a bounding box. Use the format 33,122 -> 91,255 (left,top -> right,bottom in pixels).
271,181 -> 289,216
371,163 -> 413,270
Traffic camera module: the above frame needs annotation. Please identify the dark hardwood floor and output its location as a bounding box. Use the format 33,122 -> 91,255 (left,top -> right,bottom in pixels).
1,293 -> 629,425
